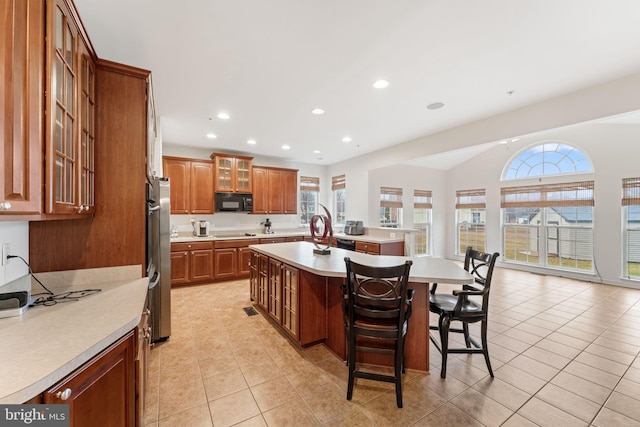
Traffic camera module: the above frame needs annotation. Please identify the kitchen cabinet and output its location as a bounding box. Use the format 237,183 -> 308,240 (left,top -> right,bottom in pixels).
214,239 -> 259,280
251,250 -> 320,345
136,304 -> 150,427
44,331 -> 136,426
355,240 -> 404,256
268,258 -> 283,323
211,153 -> 253,193
163,156 -> 214,214
170,241 -> 214,286
252,166 -> 298,215
260,237 -> 287,244
43,0 -> 96,217
0,0 -> 44,218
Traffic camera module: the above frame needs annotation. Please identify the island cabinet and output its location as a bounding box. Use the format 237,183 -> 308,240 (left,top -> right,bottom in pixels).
250,250 -> 325,346
170,241 -> 214,286
251,166 -> 298,215
210,153 -> 253,193
44,331 -> 136,427
162,156 -> 215,214
0,0 -> 44,218
213,239 -> 259,280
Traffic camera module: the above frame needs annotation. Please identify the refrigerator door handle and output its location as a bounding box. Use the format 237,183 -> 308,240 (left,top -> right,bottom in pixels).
148,204 -> 160,213
148,270 -> 161,290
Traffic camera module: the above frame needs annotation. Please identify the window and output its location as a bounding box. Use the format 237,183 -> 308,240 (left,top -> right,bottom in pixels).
503,142 -> 593,180
456,189 -> 486,254
380,187 -> 403,228
414,190 -> 432,256
299,176 -> 319,225
623,178 -> 640,279
501,181 -> 594,271
332,174 -> 346,225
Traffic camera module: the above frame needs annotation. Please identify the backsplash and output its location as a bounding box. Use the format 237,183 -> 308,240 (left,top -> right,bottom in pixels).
170,213 -> 303,235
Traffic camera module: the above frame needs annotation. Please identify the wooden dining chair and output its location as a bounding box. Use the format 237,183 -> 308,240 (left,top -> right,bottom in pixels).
343,257 -> 413,408
429,246 -> 499,378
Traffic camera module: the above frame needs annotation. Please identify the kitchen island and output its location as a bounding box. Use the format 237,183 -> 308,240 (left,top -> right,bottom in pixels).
248,241 -> 474,371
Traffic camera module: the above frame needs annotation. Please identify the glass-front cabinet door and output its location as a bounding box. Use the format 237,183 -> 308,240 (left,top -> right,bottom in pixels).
45,0 -> 94,216
236,158 -> 252,193
215,156 -> 233,192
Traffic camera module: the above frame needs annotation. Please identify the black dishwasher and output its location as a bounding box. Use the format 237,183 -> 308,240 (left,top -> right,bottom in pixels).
336,238 -> 356,251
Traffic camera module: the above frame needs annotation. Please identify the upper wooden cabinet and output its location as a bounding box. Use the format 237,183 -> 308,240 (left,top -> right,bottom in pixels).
210,153 -> 253,193
43,0 -> 96,216
0,0 -> 44,218
163,156 -> 214,214
252,166 -> 298,215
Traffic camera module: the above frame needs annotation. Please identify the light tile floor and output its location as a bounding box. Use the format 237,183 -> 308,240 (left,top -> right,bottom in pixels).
143,267 -> 640,426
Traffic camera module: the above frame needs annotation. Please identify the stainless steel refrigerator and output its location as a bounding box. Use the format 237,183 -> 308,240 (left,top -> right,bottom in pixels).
146,177 -> 171,342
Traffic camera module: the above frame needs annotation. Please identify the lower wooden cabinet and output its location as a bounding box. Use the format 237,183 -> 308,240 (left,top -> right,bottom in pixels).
44,331 -> 136,427
170,241 -> 214,286
355,240 -> 404,255
214,239 -> 259,280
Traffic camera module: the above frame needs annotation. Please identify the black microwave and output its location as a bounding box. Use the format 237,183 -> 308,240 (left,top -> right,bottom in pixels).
215,193 -> 253,212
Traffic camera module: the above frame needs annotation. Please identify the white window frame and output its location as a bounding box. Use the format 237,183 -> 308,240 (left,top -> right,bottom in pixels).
455,189 -> 486,254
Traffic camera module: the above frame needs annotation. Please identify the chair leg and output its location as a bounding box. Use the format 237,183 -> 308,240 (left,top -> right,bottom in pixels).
438,315 -> 451,378
480,319 -> 494,377
395,342 -> 403,408
462,321 -> 471,348
346,335 -> 356,400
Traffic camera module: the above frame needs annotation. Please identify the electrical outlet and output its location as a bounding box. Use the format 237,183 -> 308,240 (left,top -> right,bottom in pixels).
1,243 -> 9,266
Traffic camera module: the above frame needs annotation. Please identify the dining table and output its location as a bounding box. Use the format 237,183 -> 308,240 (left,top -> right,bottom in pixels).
249,241 -> 475,371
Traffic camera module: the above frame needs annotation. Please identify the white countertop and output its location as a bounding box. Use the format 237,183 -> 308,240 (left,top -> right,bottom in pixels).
249,241 -> 474,284
170,231 -> 404,244
0,275 -> 149,404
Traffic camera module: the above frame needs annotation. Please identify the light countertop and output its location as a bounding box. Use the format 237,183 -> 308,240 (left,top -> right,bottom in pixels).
0,268 -> 148,404
170,231 -> 404,244
249,241 -> 474,284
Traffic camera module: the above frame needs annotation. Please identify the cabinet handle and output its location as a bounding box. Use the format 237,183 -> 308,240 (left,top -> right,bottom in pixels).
56,388 -> 72,400
0,201 -> 11,211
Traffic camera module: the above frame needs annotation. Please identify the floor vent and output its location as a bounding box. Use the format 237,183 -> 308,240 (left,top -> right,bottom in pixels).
243,306 -> 258,316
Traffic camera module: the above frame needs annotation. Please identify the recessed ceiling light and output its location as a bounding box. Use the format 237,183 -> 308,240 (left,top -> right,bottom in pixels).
206,133 -> 217,139
427,102 -> 445,110
217,112 -> 230,120
281,144 -> 291,150
247,139 -> 257,145
511,138 -> 520,142
311,108 -> 325,115
342,136 -> 352,143
373,79 -> 389,89
498,140 -> 508,145
313,150 -> 320,154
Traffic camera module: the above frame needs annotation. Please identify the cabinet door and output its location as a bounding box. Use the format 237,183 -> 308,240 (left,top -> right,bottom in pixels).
249,251 -> 258,301
190,161 -> 214,214
0,0 -> 43,217
170,250 -> 189,286
214,156 -> 234,192
45,0 -> 80,215
78,42 -> 96,214
282,264 -> 298,338
235,157 -> 252,193
252,167 -> 268,214
282,170 -> 298,214
268,259 -> 282,323
163,158 -> 190,214
267,169 -> 283,214
238,247 -> 253,276
44,331 -> 136,427
257,254 -> 269,308
191,249 -> 214,282
214,248 -> 238,280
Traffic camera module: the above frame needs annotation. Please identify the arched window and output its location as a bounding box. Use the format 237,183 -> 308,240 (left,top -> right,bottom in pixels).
502,142 -> 593,180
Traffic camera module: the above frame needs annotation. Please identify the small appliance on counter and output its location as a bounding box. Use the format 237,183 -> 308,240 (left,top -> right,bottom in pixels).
344,220 -> 364,235
261,218 -> 273,234
194,220 -> 210,237
0,291 -> 30,318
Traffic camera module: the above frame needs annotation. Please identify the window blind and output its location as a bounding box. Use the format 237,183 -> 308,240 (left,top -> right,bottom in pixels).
501,181 -> 594,208
332,174 -> 345,190
414,189 -> 432,209
300,176 -> 320,192
456,189 -> 486,209
622,177 -> 640,206
380,187 -> 403,208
